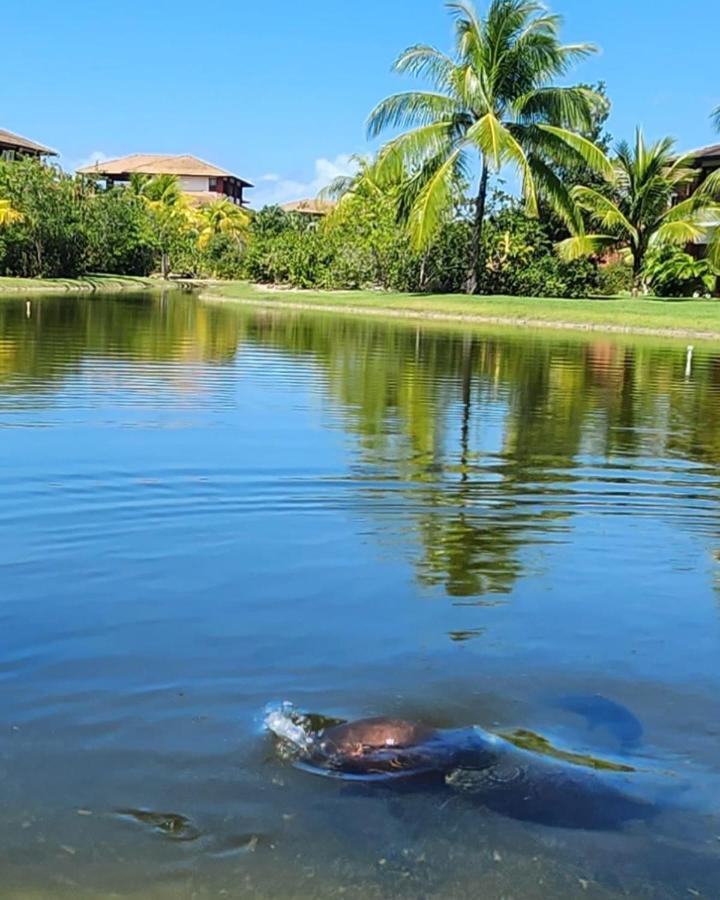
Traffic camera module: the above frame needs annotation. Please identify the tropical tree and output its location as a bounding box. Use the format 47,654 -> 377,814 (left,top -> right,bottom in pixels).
131,173 -> 195,277
196,198 -> 250,250
558,129 -> 720,293
367,0 -> 610,292
0,158 -> 88,277
713,105 -> 720,133
0,198 -> 22,227
319,154 -> 389,205
83,186 -> 156,276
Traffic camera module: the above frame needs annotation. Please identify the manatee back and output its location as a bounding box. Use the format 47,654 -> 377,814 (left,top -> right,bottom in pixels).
321,717 -> 438,754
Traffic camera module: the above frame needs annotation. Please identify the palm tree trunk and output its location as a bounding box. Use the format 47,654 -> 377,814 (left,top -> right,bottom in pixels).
465,159 -> 490,295
631,248 -> 643,296
419,251 -> 428,291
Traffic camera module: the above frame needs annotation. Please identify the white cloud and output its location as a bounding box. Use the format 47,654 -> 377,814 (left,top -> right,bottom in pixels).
250,154 -> 359,209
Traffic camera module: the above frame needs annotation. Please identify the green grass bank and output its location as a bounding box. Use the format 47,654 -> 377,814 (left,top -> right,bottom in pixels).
201,282 -> 720,341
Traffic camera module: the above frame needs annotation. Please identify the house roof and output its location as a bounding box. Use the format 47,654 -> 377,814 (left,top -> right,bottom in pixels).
281,198 -> 336,215
0,128 -> 57,156
78,153 -> 252,186
687,143 -> 720,162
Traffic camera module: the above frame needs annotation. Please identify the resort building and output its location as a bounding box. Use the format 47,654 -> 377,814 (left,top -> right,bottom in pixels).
0,128 -> 56,161
281,198 -> 336,217
686,143 -> 720,190
680,144 -> 720,257
78,154 -> 252,206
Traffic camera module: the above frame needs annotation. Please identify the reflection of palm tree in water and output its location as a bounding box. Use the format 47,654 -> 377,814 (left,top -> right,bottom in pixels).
243,317 -> 575,599
418,335 -> 579,599
242,315 -> 720,606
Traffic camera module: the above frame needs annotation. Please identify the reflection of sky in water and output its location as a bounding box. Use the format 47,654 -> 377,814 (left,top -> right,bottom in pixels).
0,293 -> 719,897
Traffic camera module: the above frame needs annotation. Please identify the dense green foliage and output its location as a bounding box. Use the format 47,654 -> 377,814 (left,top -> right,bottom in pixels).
83,186 -> 157,276
643,247 -> 717,297
595,260 -> 633,297
242,192 -> 598,297
0,159 -> 248,280
0,160 -> 161,278
0,159 -> 89,277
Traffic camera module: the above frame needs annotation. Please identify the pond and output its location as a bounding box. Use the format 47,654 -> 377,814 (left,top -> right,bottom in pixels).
1,291 -> 720,898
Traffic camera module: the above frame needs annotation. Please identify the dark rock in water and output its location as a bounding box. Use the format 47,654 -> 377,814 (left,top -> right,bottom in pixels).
117,808 -> 202,842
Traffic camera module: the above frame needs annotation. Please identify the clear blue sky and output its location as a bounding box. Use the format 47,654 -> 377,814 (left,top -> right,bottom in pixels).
3,0 -> 718,207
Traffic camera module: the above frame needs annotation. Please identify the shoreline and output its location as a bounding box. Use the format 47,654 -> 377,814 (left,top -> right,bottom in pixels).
0,275 -> 166,296
200,290 -> 720,343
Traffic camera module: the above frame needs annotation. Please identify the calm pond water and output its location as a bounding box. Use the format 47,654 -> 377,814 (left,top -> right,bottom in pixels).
2,291 -> 720,899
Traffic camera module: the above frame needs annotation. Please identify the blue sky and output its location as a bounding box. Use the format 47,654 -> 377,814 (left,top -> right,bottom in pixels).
3,0 -> 718,208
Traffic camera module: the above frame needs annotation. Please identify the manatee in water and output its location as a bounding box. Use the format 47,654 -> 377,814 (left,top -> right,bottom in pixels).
266,704 -> 671,831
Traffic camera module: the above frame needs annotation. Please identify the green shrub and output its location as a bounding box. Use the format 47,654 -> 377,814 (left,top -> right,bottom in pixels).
0,159 -> 88,277
84,187 -> 156,276
481,201 -> 599,298
643,247 -> 717,298
197,233 -> 245,279
593,260 -> 633,296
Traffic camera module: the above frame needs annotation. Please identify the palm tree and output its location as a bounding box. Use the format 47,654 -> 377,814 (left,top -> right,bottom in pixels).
713,105 -> 720,133
196,198 -> 250,250
318,154 -> 369,203
558,129 -> 720,293
367,0 -> 610,293
0,198 -> 22,227
132,174 -> 195,278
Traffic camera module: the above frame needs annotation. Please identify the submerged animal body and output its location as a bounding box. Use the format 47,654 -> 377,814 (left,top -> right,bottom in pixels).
266,706 -> 668,830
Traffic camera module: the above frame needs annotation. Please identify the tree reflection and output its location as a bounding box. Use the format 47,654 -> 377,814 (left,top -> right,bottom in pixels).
238,310 -> 720,602
2,294 -> 720,604
0,293 -> 247,396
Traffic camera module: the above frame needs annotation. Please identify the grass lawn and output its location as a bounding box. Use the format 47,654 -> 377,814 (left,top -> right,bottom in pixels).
201,281 -> 720,340
0,274 -> 159,295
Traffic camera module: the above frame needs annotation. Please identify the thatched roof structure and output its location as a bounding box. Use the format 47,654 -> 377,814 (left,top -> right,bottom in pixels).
0,128 -> 56,157
689,143 -> 720,162
78,153 -> 252,186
